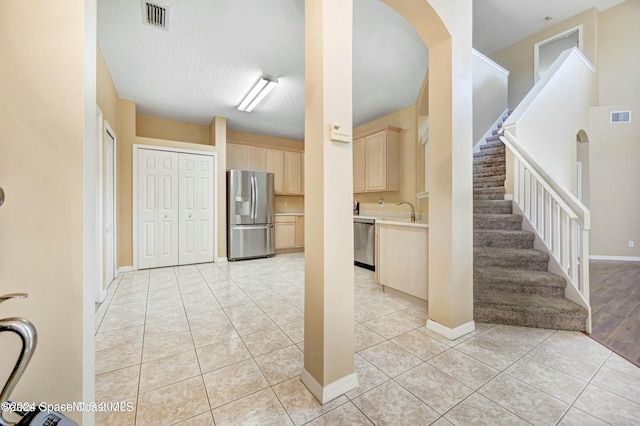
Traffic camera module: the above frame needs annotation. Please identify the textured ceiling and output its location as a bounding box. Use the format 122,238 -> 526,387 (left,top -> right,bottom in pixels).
97,0 -> 626,141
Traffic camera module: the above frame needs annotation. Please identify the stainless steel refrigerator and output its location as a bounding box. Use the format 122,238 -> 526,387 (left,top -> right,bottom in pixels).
227,170 -> 275,260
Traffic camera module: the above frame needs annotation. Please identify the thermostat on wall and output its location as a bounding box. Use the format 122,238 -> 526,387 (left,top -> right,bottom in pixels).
329,123 -> 352,143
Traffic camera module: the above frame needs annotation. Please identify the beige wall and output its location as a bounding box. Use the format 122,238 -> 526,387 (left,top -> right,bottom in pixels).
598,1 -> 640,105
136,114 -> 210,145
227,129 -> 304,151
589,106 -> 640,257
0,0 -> 87,421
588,0 -> 640,257
97,45 -> 119,132
490,8 -> 597,109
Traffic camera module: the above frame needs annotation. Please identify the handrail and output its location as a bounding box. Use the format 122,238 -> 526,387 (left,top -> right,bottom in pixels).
501,130 -> 591,332
501,130 -> 590,230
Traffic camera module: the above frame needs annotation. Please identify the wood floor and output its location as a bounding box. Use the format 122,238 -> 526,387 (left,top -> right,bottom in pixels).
589,260 -> 640,367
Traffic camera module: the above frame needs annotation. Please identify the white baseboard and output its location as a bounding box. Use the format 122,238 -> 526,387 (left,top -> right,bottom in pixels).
504,194 -> 514,201
215,257 -> 228,263
116,266 -> 133,275
300,368 -> 358,404
590,255 -> 640,262
427,319 -> 475,340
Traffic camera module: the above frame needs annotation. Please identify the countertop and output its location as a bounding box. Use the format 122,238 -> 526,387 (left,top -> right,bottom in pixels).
375,217 -> 429,228
354,214 -> 429,228
275,211 -> 304,216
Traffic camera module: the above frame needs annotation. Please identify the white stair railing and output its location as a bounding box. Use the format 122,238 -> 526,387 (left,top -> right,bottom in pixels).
501,130 -> 591,332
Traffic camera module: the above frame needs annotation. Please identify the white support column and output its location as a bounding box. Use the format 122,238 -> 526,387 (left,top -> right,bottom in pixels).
301,0 -> 358,403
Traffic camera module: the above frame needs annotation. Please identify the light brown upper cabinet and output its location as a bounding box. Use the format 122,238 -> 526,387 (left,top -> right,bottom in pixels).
284,151 -> 304,195
228,143 -> 304,195
353,126 -> 400,193
352,137 -> 365,192
226,143 -> 266,172
266,149 -> 285,194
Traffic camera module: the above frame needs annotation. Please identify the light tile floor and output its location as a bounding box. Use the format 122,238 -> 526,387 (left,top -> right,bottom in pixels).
95,253 -> 640,425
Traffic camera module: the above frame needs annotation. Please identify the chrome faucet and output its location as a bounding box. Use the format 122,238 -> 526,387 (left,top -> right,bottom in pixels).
396,200 -> 416,222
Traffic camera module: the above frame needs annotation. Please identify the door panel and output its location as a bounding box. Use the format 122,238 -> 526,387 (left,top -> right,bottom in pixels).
228,169 -> 254,225
179,153 -> 214,265
137,149 -> 179,269
138,149 -> 214,269
253,172 -> 274,225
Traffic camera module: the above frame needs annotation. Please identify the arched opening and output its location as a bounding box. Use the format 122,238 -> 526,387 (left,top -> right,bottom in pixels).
576,129 -> 590,206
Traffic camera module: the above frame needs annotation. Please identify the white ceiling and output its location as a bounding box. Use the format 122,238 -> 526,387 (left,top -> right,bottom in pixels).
97,0 -> 626,141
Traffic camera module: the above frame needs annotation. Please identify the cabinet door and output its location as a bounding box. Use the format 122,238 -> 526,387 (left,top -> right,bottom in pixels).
352,137 -> 365,193
275,222 -> 296,249
295,216 -> 304,248
285,151 -> 303,195
266,149 -> 285,194
227,144 -> 246,170
247,146 -> 266,171
364,131 -> 387,191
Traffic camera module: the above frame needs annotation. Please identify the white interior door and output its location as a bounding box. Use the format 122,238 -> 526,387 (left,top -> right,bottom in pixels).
137,149 -> 179,269
104,127 -> 116,285
179,153 -> 214,264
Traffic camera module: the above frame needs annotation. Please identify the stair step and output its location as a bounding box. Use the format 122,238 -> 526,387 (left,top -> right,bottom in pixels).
474,176 -> 506,189
474,170 -> 506,179
479,145 -> 505,156
481,140 -> 504,150
473,150 -> 505,161
474,292 -> 587,331
474,213 -> 522,230
485,134 -> 502,143
474,268 -> 566,297
473,187 -> 505,200
474,229 -> 534,249
473,156 -> 505,168
474,247 -> 549,270
473,163 -> 505,174
474,200 -> 512,214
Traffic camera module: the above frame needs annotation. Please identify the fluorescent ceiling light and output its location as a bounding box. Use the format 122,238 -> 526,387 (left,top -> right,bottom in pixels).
237,75 -> 278,112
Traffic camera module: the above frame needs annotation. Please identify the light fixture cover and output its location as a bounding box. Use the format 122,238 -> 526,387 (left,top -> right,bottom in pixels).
238,75 -> 278,112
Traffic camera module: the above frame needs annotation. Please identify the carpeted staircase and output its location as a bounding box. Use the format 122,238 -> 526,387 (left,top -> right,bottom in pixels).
473,116 -> 588,331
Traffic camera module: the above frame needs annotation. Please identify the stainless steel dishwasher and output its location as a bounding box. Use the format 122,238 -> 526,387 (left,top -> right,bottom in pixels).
354,217 -> 375,270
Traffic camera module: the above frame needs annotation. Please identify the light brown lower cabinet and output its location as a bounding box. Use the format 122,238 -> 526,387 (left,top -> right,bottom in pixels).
376,223 -> 428,300
275,214 -> 304,251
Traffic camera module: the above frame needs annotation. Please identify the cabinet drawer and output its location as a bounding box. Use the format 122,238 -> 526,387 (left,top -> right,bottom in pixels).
275,215 -> 296,223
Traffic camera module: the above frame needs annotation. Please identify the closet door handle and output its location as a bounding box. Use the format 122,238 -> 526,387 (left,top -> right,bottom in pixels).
0,187 -> 5,207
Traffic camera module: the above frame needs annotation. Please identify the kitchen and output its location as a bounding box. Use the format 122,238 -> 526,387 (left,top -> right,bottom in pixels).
224,105 -> 429,305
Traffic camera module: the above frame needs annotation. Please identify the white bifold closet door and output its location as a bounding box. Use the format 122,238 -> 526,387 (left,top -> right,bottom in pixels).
137,149 -> 214,269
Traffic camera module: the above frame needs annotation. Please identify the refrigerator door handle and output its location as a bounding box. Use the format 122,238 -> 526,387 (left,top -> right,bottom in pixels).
254,175 -> 259,219
251,175 -> 257,219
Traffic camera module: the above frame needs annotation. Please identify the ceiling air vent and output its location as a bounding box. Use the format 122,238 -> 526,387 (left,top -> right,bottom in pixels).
610,111 -> 631,124
142,1 -> 169,31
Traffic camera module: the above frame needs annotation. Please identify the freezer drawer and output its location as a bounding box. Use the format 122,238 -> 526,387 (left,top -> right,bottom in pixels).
228,224 -> 275,260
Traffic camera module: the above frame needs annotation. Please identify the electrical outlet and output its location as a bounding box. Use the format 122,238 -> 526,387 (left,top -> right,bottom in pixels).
629,240 -> 635,248
378,199 -> 384,207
